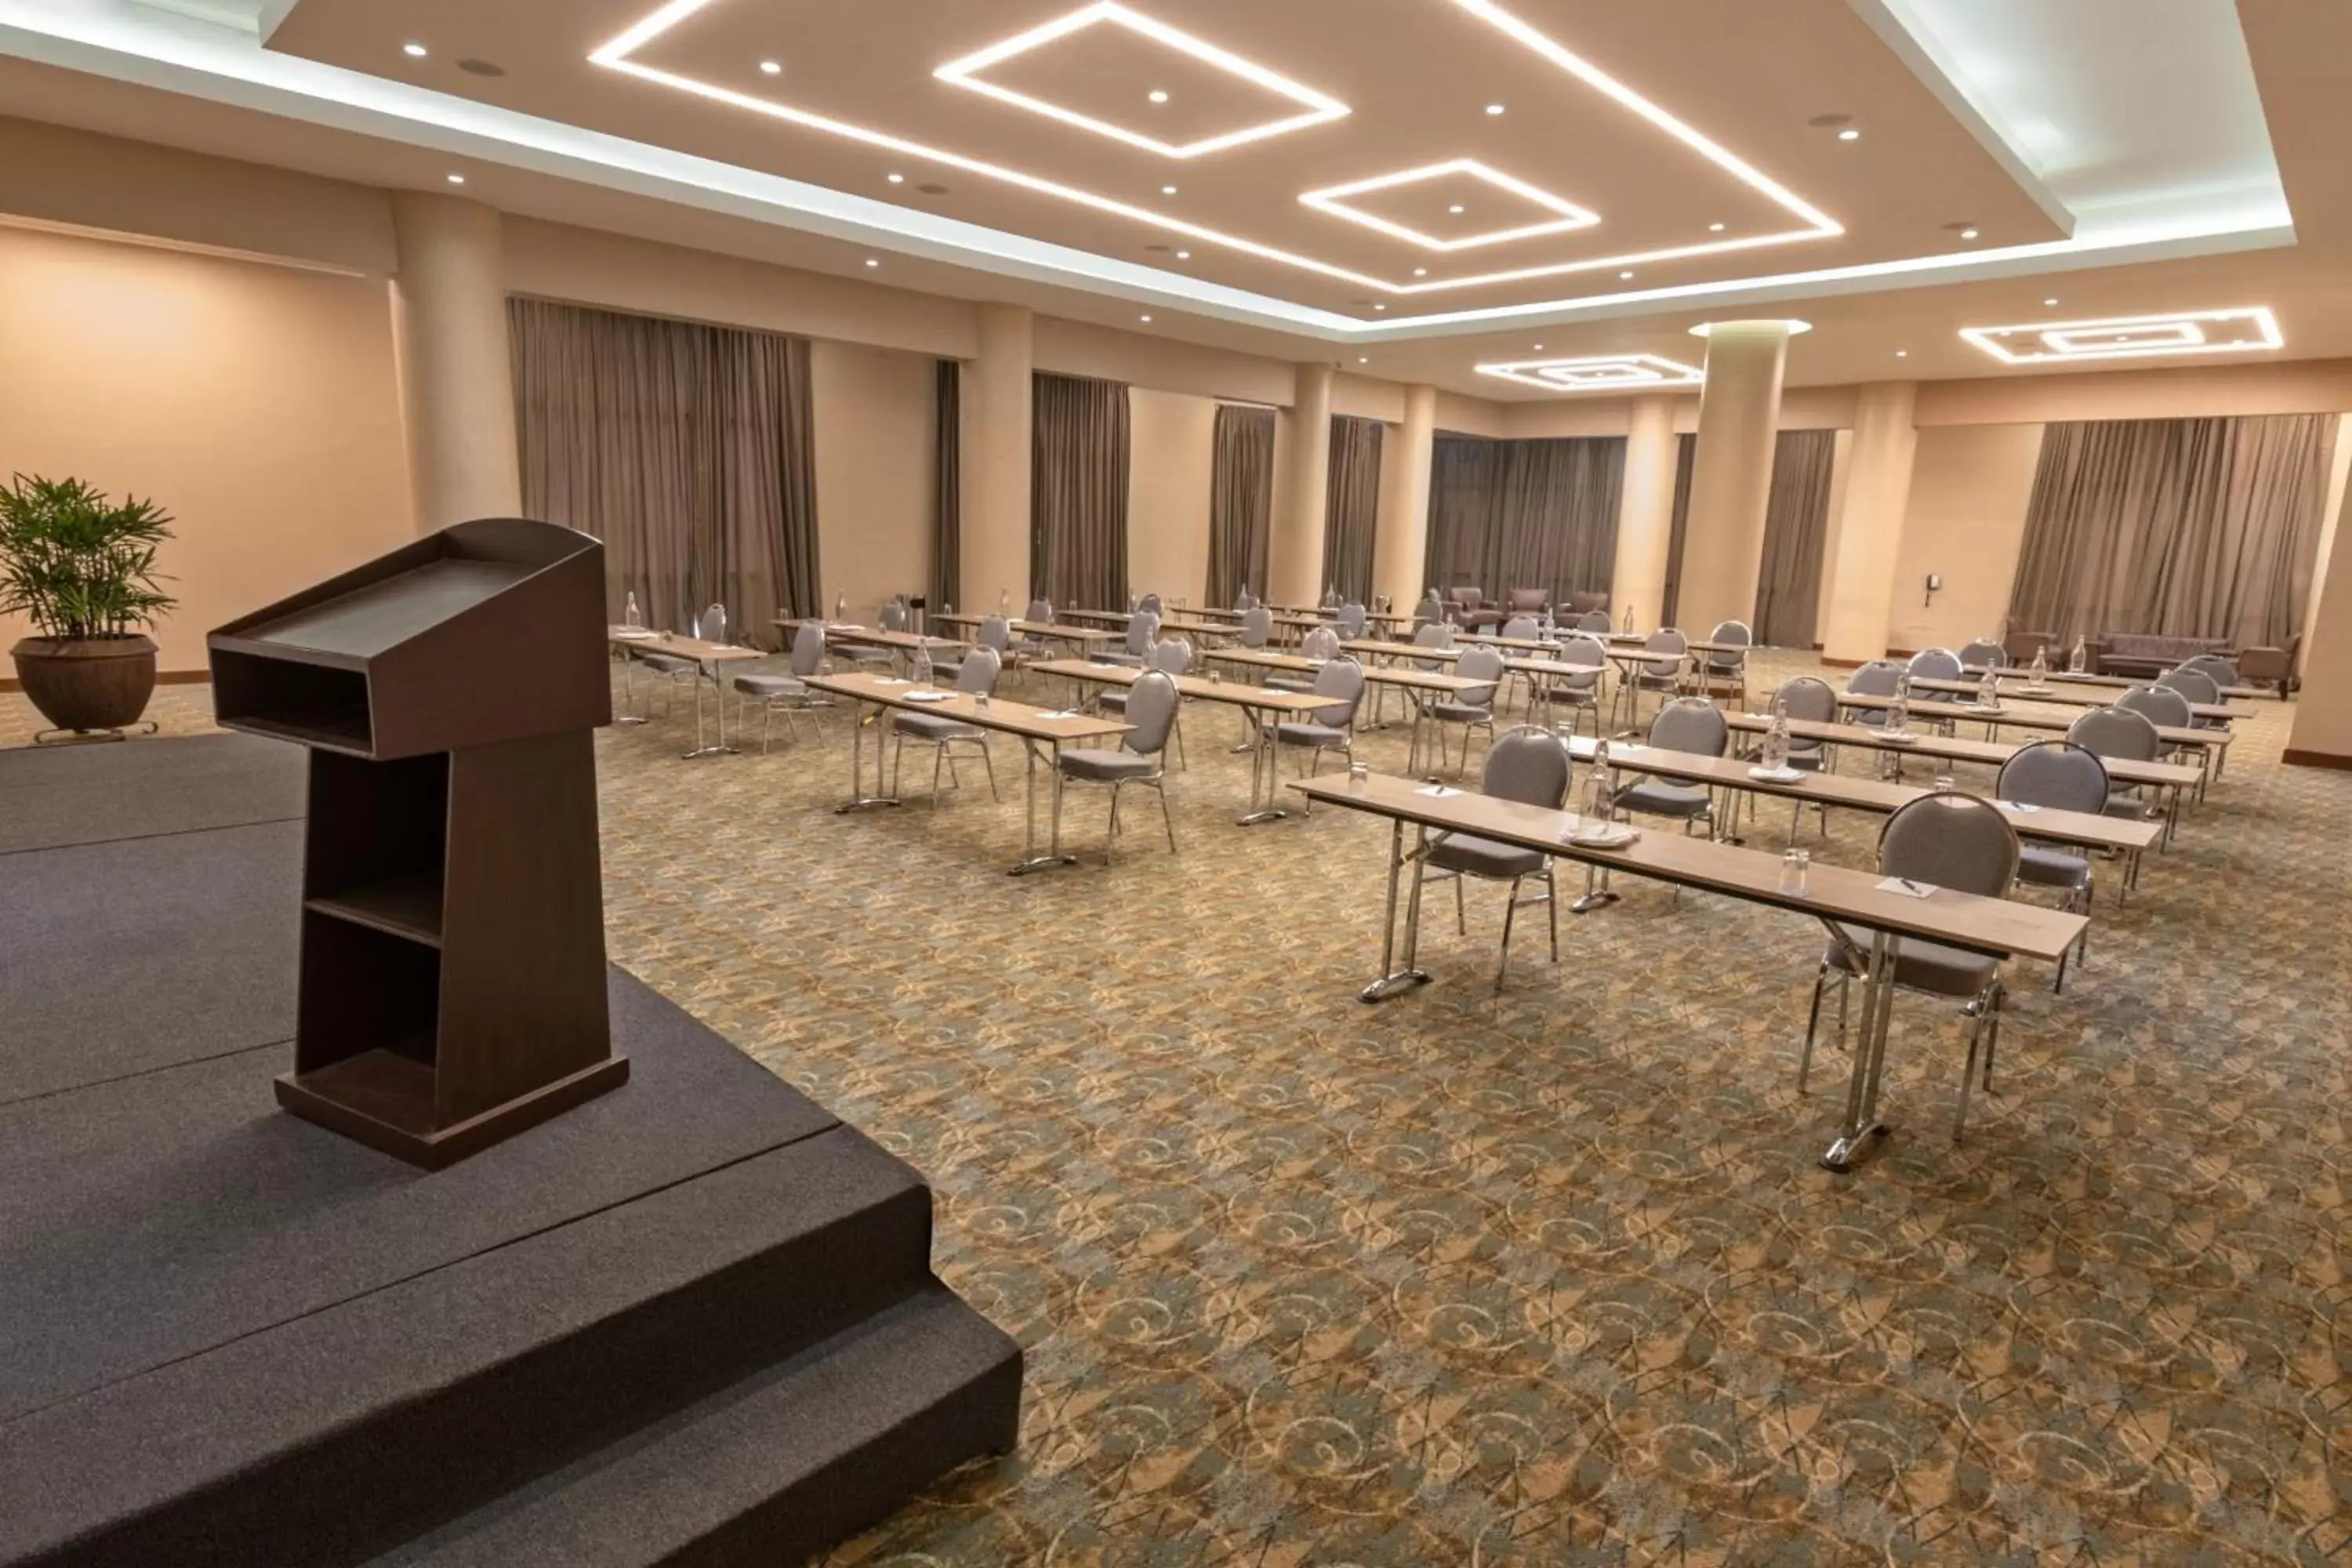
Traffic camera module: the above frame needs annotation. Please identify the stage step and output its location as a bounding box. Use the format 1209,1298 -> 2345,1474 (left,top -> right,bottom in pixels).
367,1284 -> 1022,1567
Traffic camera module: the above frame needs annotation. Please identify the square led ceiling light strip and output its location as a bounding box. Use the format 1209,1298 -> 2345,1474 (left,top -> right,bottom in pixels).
1475,354 -> 1706,392
1300,160 -> 1599,251
590,0 -> 1841,306
1961,307 -> 2282,365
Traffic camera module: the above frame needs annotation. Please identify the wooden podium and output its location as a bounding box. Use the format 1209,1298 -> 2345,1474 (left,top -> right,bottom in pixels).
209,518 -> 625,1168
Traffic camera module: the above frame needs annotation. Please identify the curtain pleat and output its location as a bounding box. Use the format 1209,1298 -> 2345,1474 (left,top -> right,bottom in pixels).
1660,432 -> 1697,629
931,359 -> 961,615
1751,430 -> 1838,647
1207,403 -> 1276,606
509,296 -> 819,644
1030,372 -> 1130,612
1422,434 -> 1624,609
1323,415 -> 1385,603
2008,414 -> 2335,648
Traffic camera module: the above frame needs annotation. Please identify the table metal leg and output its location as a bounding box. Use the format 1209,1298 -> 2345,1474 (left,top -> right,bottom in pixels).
1238,702 -> 1289,825
1360,818 -> 1433,1002
615,653 -> 649,724
1011,737 -> 1082,873
681,662 -> 741,759
834,699 -> 902,811
1822,928 -> 1898,1172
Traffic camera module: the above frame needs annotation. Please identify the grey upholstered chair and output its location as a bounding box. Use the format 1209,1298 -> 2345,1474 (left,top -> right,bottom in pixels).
890,644 -> 1000,807
1906,648 -> 1965,728
1055,670 -> 1180,858
2067,706 -> 2163,820
2156,666 -> 2225,728
1610,696 -> 1727,844
1957,639 -> 2006,671
1800,793 -> 2020,1142
1269,624 -> 1341,695
634,605 -> 730,714
1337,602 -> 1369,639
1024,597 -> 1053,625
1693,620 -> 1753,707
1416,725 -> 1573,993
1577,610 -> 1612,634
1412,592 -> 1446,632
1105,610 -> 1161,667
1138,592 -> 1164,616
1098,637 -> 1192,768
1997,739 -> 2107,991
1750,675 -> 1840,840
939,614 -> 1014,681
2178,652 -> 2239,688
1238,605 -> 1275,648
731,621 -> 831,751
1543,634 -> 1607,738
835,599 -> 903,671
1845,660 -> 1905,731
1236,586 -> 1258,612
2115,684 -> 2193,763
1501,615 -> 1542,642
1425,644 -> 1505,776
1274,656 -> 1367,806
1617,627 -> 1687,729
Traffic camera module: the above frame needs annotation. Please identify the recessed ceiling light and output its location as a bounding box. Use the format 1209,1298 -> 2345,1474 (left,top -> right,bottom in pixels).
1708,222 -> 1726,232
1448,204 -> 1466,215
1148,89 -> 1169,103
887,172 -> 905,184
1895,350 -> 1908,358
1176,250 -> 1191,260
1486,103 -> 1505,116
1532,343 -> 1544,350
1837,128 -> 1861,142
1358,356 -> 1370,364
1962,307 -> 2283,365
2043,297 -> 2059,307
1619,270 -> 1635,280
759,60 -> 782,75
1140,314 -> 1153,323
1960,228 -> 1980,241
1413,267 -> 1428,277
864,258 -> 880,268
1373,303 -> 1386,311
1160,185 -> 1178,196
445,172 -> 466,185
402,42 -> 427,58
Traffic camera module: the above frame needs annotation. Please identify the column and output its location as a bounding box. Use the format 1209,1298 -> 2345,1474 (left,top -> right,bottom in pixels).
960,303 -> 1033,615
1676,321 -> 1789,634
1818,383 -> 1920,666
1372,383 -> 1437,612
1271,361 -> 1334,606
2286,433 -> 2352,761
1609,394 -> 1679,631
391,192 -> 521,532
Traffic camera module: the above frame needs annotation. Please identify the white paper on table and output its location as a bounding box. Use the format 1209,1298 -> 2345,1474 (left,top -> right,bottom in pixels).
1998,800 -> 2042,813
1876,877 -> 1937,898
1417,785 -> 1465,797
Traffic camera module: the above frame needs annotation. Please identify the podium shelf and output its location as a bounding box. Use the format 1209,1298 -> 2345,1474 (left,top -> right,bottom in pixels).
306,873 -> 444,947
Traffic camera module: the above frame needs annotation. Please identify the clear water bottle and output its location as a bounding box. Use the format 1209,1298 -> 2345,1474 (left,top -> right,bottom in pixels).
999,587 -> 1011,616
706,603 -> 726,643
834,592 -> 848,624
1588,738 -> 1615,818
1762,699 -> 1791,771
912,641 -> 935,688
1889,684 -> 1911,735
1621,604 -> 1635,634
2029,646 -> 2049,686
2068,636 -> 2086,674
622,591 -> 642,630
1979,665 -> 1999,706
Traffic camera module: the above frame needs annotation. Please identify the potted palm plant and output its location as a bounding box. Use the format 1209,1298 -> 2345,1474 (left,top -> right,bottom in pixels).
1,474 -> 176,735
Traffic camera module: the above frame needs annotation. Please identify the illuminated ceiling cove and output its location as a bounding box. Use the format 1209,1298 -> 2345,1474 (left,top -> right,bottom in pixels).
1475,354 -> 1707,393
1961,308 -> 2284,366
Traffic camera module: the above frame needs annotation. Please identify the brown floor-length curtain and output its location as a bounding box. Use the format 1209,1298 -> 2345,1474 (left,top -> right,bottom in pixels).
1031,372 -> 1130,612
1323,415 -> 1385,603
1207,403 -> 1276,606
1660,432 -> 1697,629
1750,429 -> 1838,647
931,359 -> 960,615
510,296 -> 819,643
2009,414 -> 2335,650
1424,434 -> 1624,610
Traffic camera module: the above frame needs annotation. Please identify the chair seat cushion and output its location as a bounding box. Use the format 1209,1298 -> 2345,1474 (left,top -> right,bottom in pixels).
1635,671 -> 1681,688
635,653 -> 697,674
732,673 -> 807,696
1096,688 -> 1132,710
1427,832 -> 1544,880
1825,924 -> 1999,998
892,712 -> 983,742
1276,721 -> 1350,748
1058,748 -> 1152,782
2016,844 -> 2090,887
1265,677 -> 1316,694
2103,791 -> 2151,819
838,646 -> 893,665
1615,779 -> 1710,818
1099,652 -> 1148,668
1431,700 -> 1494,722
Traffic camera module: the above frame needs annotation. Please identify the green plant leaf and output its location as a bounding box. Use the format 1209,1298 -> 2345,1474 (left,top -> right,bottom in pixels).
0,474 -> 178,639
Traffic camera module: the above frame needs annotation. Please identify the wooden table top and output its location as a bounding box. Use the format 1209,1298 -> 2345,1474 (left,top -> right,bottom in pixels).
1836,691 -> 2230,751
1566,736 -> 2159,853
804,671 -> 1133,742
1994,667 -> 2264,700
1204,645 -> 1490,694
608,628 -> 763,662
1294,772 -> 2088,962
775,619 -> 964,652
1468,631 -> 1746,655
1722,710 -> 2203,789
928,613 -> 1118,642
1904,674 -> 2250,720
1033,657 -> 1335,713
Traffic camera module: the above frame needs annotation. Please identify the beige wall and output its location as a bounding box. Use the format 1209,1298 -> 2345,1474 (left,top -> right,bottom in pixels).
0,223 -> 414,674
810,339 -> 935,626
1126,388 -> 1215,604
1886,423 -> 2045,654
1033,317 -> 1295,406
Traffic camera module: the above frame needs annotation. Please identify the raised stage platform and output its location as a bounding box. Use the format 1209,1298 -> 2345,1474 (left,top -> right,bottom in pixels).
0,733 -> 1020,1566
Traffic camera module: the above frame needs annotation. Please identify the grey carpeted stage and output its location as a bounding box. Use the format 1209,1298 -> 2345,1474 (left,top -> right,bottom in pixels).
0,734 -> 1021,1567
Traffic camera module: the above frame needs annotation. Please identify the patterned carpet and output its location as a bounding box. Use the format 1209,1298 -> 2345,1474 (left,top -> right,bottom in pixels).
9,653 -> 2350,1564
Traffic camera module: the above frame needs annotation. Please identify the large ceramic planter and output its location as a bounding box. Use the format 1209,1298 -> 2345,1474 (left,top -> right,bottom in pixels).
9,633 -> 158,732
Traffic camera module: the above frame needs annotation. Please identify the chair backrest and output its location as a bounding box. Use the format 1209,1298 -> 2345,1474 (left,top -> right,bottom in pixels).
1501,615 -> 1541,641
1483,725 -> 1571,809
1907,648 -> 1962,682
1301,625 -> 1341,662
1025,597 -> 1053,625
789,622 -> 827,676
1240,606 -> 1274,648
1558,634 -> 1606,668
955,644 -> 1002,695
1149,637 -> 1192,677
1414,592 -> 1444,626
879,600 -> 909,632
1337,602 -> 1368,638
2116,682 -> 2190,731
1997,739 -> 2109,814
1642,626 -> 1686,677
1124,611 -> 1161,656
2067,705 -> 2161,762
1775,676 -> 1838,725
1878,793 -> 2020,897
1454,586 -> 1485,610
1577,610 -> 1612,633
1507,586 -> 1548,615
1138,592 -> 1164,616
1121,670 -> 1181,756
1957,639 -> 2005,670
1456,645 -> 1506,704
1650,695 -> 1729,757
1848,660 -> 1904,698
2157,666 -> 2220,707
1704,620 -> 1751,670
978,615 -> 1013,652
2180,652 -> 2239,687
1310,656 -> 1367,726
696,604 -> 728,643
